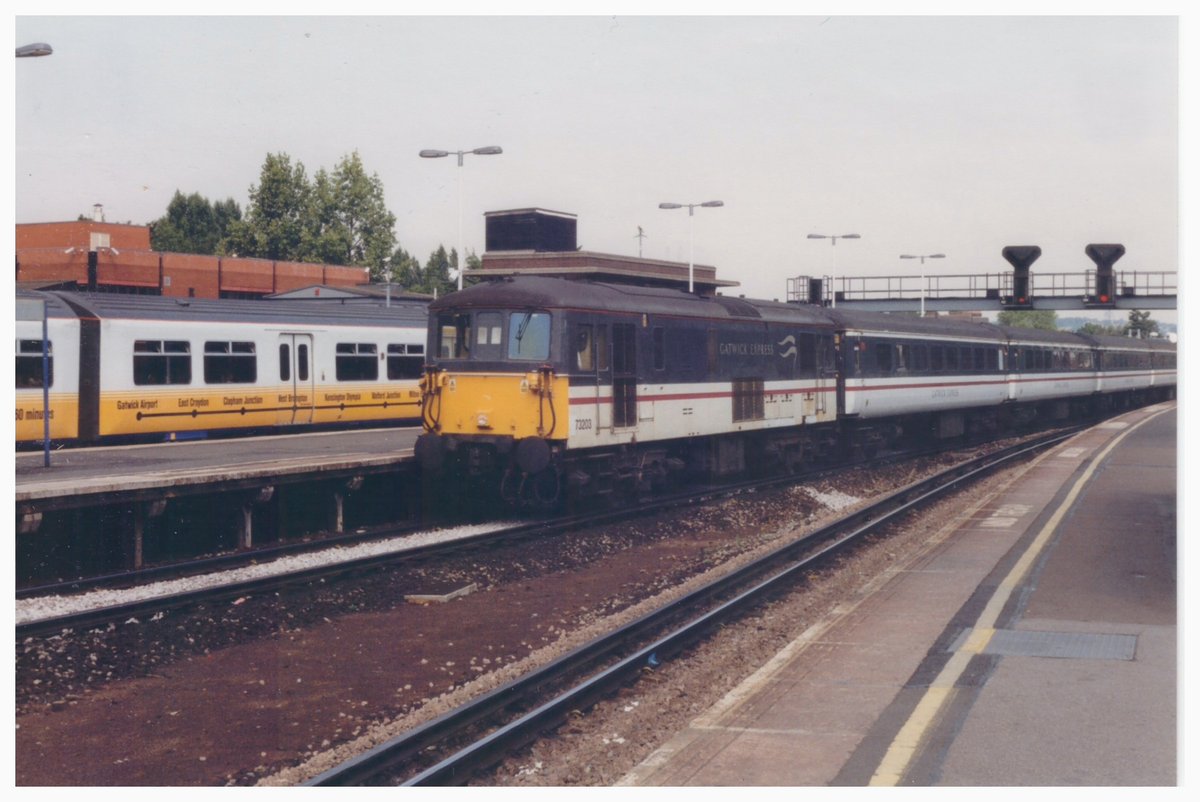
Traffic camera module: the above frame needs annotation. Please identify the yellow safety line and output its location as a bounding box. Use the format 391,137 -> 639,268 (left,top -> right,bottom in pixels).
868,406 -> 1171,786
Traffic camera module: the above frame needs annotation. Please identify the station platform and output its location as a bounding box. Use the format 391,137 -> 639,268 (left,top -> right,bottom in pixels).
15,426 -> 420,508
621,403 -> 1177,786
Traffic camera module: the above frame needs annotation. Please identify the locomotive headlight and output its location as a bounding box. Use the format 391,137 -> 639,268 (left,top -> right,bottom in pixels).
476,413 -> 492,429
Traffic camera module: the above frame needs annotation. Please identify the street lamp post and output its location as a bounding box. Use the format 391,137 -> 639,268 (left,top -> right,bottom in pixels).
807,233 -> 861,307
900,253 -> 946,316
659,200 -> 724,293
419,146 -> 503,291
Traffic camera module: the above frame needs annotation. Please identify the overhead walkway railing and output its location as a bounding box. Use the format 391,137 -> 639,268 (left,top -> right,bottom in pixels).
787,243 -> 1176,312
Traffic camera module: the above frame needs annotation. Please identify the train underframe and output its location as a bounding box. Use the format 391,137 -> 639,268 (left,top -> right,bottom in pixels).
416,385 -> 1174,510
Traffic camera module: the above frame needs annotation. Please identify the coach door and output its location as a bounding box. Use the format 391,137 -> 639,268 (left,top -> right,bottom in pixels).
277,333 -> 315,425
611,323 -> 638,429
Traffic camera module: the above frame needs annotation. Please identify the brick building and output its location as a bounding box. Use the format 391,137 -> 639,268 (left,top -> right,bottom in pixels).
15,218 -> 369,299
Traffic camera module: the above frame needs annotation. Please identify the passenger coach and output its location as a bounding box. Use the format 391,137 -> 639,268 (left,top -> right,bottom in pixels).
16,290 -> 428,445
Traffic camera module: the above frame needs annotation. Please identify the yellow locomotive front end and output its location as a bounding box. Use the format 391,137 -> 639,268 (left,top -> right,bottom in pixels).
416,300 -> 570,506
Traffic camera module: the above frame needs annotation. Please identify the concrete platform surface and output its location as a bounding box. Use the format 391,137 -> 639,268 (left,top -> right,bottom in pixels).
15,426 -> 420,502
621,403 -> 1177,787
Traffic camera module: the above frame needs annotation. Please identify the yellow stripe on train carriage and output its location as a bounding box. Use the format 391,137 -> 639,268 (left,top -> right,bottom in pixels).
15,393 -> 79,441
97,382 -> 422,436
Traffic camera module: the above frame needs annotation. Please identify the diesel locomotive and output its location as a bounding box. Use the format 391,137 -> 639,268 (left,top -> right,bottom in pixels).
415,275 -> 1176,507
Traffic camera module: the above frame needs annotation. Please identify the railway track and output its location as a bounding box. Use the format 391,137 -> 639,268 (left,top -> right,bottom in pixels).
302,426 -> 1080,786
17,429 -> 1027,639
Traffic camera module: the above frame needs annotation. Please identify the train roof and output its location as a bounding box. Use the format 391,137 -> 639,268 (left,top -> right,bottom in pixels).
424,277 -> 1177,352
1080,332 -> 1176,351
17,290 -> 428,327
824,308 -> 1008,342
430,276 -> 837,327
16,288 -> 81,320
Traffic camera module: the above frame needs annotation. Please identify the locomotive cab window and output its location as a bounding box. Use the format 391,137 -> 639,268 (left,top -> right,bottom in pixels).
437,313 -> 471,359
474,312 -> 504,360
575,324 -> 595,371
135,339 -> 191,386
204,341 -> 255,384
16,339 -> 54,388
336,343 -> 379,381
508,311 -> 551,361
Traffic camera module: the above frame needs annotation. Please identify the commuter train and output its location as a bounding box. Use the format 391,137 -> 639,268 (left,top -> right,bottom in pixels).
15,290 -> 428,445
414,275 -> 1176,506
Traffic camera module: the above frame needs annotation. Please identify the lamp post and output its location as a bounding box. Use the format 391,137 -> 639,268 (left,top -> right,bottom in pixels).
419,146 -> 502,291
900,253 -> 945,316
659,200 -> 724,293
807,233 -> 860,307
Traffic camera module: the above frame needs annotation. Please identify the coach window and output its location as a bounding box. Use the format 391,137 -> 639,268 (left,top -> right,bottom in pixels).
279,344 -> 290,381
135,339 -> 191,385
575,324 -> 595,371
945,346 -> 960,372
336,343 -> 378,381
437,313 -> 471,359
203,341 -> 255,384
911,344 -> 929,372
297,343 -> 309,381
474,312 -> 504,360
16,339 -> 53,388
508,311 -> 551,361
653,327 -> 665,371
873,342 -> 893,376
387,344 -> 424,380
930,345 -> 945,373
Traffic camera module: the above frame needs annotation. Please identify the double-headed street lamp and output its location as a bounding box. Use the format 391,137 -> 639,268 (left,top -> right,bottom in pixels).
900,253 -> 945,265
807,233 -> 860,246
808,233 -> 861,307
419,146 -> 503,291
659,200 -> 724,293
900,253 -> 946,316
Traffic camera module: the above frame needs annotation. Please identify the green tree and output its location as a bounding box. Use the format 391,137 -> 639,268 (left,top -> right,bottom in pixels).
150,191 -> 242,254
1126,310 -> 1159,339
997,309 -> 1058,331
305,152 -> 397,273
1076,321 -> 1128,337
421,246 -> 455,297
222,152 -> 312,261
385,245 -> 423,287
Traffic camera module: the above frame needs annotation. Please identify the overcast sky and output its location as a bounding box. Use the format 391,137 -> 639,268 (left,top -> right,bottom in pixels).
10,13 -> 1180,303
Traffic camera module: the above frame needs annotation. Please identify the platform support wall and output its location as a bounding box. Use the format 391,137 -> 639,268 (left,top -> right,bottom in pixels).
239,504 -> 254,550
333,492 -> 345,534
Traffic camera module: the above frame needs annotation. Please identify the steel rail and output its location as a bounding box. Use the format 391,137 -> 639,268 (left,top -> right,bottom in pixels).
10,482 -> 785,638
305,427 -> 1079,786
15,430 -> 981,638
